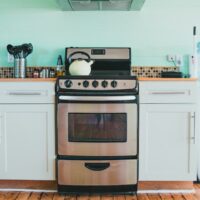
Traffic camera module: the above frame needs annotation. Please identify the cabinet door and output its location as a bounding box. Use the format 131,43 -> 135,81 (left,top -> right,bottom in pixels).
0,104 -> 55,180
0,112 -> 4,173
139,104 -> 197,181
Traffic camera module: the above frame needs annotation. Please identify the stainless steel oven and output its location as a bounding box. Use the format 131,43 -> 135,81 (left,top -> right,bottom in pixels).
56,47 -> 138,194
57,96 -> 137,157
56,75 -> 138,194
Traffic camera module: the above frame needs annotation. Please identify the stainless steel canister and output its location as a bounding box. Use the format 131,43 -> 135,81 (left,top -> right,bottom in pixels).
39,68 -> 49,78
14,58 -> 27,78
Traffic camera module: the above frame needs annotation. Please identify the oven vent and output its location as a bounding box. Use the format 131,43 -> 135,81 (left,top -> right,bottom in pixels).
56,0 -> 146,11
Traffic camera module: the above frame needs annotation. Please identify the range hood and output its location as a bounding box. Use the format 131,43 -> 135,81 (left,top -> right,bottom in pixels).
56,0 -> 146,11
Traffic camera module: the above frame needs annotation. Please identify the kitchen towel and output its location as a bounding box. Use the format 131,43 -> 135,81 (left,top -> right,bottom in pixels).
189,26 -> 200,78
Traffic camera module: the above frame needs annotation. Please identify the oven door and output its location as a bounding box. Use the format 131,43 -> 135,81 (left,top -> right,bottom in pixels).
57,95 -> 138,157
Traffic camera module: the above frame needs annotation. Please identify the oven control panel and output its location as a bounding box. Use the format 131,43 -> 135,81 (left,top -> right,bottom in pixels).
58,78 -> 137,91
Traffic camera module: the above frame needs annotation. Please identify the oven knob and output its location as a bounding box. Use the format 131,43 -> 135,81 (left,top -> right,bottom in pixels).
102,80 -> 108,88
64,80 -> 73,88
92,80 -> 99,88
83,80 -> 89,88
111,80 -> 117,88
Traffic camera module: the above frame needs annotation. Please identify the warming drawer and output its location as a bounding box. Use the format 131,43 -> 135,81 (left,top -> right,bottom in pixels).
58,159 -> 137,186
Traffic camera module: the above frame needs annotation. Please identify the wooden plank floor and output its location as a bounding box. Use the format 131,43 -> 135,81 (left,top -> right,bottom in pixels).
0,184 -> 200,200
0,192 -> 198,200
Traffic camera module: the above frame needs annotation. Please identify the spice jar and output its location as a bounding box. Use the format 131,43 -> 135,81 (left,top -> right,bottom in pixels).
33,68 -> 40,78
49,68 -> 56,78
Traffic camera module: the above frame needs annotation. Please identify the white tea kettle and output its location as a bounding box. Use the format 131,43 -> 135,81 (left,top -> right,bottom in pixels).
68,51 -> 94,76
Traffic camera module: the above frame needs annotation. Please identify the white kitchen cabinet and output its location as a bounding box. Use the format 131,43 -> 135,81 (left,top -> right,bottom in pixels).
0,82 -> 55,180
0,112 -> 4,174
139,104 -> 196,180
139,80 -> 198,181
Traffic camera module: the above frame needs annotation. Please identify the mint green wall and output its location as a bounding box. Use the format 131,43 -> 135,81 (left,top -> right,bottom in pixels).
0,0 -> 200,73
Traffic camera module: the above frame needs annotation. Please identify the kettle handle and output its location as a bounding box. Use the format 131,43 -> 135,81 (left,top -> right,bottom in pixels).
68,51 -> 91,64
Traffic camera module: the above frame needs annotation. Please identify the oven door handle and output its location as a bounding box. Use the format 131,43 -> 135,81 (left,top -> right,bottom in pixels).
58,95 -> 136,102
84,162 -> 110,171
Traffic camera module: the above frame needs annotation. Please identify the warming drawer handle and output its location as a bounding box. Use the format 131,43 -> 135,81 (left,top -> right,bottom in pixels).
8,92 -> 42,96
84,163 -> 110,171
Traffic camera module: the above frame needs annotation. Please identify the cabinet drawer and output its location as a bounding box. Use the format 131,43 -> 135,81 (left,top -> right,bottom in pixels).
0,82 -> 55,103
139,81 -> 198,103
58,159 -> 137,186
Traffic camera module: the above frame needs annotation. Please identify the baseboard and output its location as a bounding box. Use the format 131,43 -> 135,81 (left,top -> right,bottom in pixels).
138,181 -> 194,190
0,180 -> 57,190
137,189 -> 195,194
0,188 -> 195,194
0,180 -> 194,191
0,188 -> 57,192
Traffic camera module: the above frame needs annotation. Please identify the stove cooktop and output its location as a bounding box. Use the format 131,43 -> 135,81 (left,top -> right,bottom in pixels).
65,47 -> 131,76
56,75 -> 138,93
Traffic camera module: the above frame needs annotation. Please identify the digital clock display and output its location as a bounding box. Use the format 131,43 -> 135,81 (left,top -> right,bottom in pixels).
91,49 -> 105,55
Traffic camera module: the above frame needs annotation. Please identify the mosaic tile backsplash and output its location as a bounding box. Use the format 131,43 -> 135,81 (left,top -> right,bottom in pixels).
132,66 -> 179,78
0,66 -> 179,78
0,67 -> 56,78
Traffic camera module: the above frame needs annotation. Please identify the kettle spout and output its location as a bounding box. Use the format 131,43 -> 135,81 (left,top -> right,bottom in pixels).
88,60 -> 94,66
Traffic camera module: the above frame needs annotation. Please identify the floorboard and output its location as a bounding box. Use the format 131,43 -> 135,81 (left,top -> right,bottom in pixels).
171,193 -> 185,199
147,194 -> 160,200
182,193 -> 198,200
124,194 -> 136,200
89,196 -> 101,200
28,193 -> 42,200
40,192 -> 55,200
15,192 -> 31,200
159,193 -> 173,200
137,194 -> 149,200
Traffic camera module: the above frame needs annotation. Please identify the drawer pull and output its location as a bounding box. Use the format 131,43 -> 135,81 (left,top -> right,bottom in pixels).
85,163 -> 110,171
0,115 -> 3,145
150,92 -> 186,95
190,113 -> 196,144
8,92 -> 42,96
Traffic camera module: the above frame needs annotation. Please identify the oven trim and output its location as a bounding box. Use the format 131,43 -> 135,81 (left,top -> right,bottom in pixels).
59,95 -> 136,101
58,155 -> 137,160
57,94 -> 138,104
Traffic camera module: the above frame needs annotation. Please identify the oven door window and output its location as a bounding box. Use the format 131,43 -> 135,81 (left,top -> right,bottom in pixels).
68,113 -> 127,142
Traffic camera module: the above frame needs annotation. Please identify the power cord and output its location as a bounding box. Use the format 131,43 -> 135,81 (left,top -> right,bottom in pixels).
171,58 -> 177,68
168,57 -> 190,77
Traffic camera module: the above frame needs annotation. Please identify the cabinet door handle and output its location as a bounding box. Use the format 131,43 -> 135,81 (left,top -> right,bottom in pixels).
190,113 -> 195,144
0,115 -> 3,145
8,92 -> 42,96
150,91 -> 186,95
